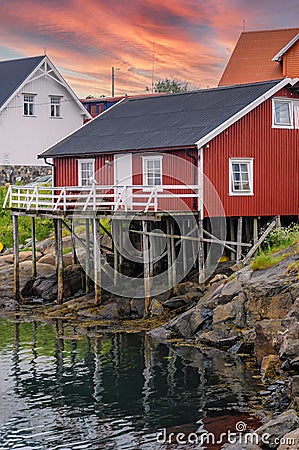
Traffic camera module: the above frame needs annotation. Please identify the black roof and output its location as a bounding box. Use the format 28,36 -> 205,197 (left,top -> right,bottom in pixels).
0,55 -> 44,108
40,80 -> 280,158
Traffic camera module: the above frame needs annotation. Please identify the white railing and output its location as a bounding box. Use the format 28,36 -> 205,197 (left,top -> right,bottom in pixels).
3,184 -> 202,213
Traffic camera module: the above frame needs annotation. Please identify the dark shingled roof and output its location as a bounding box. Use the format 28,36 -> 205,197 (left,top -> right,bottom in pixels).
0,55 -> 44,109
40,80 -> 280,158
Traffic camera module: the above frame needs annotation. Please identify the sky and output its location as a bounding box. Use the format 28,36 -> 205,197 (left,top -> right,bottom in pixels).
0,0 -> 298,98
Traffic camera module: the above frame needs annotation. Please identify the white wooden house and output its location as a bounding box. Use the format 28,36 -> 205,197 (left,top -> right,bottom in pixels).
0,55 -> 91,165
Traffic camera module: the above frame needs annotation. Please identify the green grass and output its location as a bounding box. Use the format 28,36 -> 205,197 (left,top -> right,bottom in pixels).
0,187 -> 54,249
251,223 -> 299,270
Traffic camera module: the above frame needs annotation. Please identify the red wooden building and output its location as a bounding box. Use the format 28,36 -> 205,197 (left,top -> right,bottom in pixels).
35,77 -> 299,220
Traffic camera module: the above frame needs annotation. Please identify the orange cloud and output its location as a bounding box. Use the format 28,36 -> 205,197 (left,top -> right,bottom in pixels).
0,0 -> 298,97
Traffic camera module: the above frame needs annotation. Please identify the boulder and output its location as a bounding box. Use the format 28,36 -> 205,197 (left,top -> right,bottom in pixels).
277,428 -> 299,450
279,320 -> 299,361
197,325 -> 241,349
261,355 -> 281,383
216,280 -> 243,305
130,298 -> 145,318
98,302 -> 119,319
212,292 -> 246,328
38,254 -> 55,266
166,303 -> 213,338
150,299 -> 164,317
255,410 -> 299,448
148,325 -> 172,342
163,292 -> 200,310
254,320 -> 284,364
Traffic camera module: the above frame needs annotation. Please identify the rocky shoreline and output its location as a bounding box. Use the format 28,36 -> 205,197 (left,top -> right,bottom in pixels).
0,237 -> 299,449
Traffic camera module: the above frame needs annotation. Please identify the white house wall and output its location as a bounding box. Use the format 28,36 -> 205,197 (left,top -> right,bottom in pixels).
0,74 -> 84,165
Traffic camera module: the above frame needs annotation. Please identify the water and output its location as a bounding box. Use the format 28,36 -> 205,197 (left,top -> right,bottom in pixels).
0,318 -> 263,449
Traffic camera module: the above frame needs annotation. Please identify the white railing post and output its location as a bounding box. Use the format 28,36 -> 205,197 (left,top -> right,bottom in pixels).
63,188 -> 66,210
93,185 -> 96,210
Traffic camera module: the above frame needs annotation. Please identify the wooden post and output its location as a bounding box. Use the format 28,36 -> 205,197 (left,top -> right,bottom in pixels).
112,220 -> 118,286
148,222 -> 154,279
182,219 -> 188,275
56,218 -> 64,304
198,218 -> 205,290
12,214 -> 20,301
170,220 -> 177,287
31,216 -> 37,278
85,218 -> 91,294
142,220 -> 151,315
93,218 -> 102,306
236,217 -> 243,262
277,215 -> 281,228
166,219 -> 172,290
253,217 -> 259,245
71,219 -> 78,265
230,218 -> 235,261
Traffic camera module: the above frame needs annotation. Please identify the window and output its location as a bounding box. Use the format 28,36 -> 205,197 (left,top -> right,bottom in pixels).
78,159 -> 95,186
229,158 -> 253,195
50,96 -> 61,117
273,99 -> 292,127
142,156 -> 163,189
23,94 -> 35,116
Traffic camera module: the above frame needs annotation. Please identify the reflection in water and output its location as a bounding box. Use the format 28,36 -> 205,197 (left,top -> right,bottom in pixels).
0,318 -> 262,449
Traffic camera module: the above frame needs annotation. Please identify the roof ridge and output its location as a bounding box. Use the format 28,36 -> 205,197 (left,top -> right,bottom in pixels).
241,27 -> 299,35
0,55 -> 45,65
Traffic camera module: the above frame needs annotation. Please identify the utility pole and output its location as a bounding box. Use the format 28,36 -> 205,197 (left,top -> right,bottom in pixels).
111,67 -> 120,97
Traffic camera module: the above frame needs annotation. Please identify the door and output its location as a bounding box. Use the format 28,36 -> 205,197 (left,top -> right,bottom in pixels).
114,153 -> 133,208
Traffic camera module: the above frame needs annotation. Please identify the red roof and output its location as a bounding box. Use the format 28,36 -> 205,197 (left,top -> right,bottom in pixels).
219,28 -> 299,86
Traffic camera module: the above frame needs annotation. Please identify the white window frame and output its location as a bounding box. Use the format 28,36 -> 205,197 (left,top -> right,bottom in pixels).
229,158 -> 254,196
142,155 -> 163,191
272,98 -> 293,129
50,96 -> 62,118
78,159 -> 95,187
23,94 -> 35,116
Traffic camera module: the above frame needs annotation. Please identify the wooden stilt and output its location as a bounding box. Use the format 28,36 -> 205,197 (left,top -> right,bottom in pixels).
198,218 -> 205,290
166,219 -> 172,290
245,217 -> 251,243
236,217 -> 243,262
56,218 -> 64,304
71,219 -> 78,265
277,215 -> 281,228
149,222 -> 154,279
112,221 -> 118,286
142,220 -> 151,315
253,217 -> 259,245
93,218 -> 102,306
182,219 -> 188,275
170,220 -> 177,287
85,219 -> 91,294
31,216 -> 37,278
12,214 -> 20,301
230,218 -> 235,261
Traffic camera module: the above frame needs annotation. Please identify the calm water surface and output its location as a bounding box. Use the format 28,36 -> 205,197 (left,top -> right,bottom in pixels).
0,318 -> 263,449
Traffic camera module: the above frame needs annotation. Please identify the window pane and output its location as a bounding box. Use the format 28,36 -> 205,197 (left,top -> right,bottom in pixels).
275,101 -> 291,125
231,160 -> 251,193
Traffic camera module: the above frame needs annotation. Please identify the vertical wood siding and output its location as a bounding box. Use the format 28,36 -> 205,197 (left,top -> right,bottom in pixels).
203,88 -> 299,217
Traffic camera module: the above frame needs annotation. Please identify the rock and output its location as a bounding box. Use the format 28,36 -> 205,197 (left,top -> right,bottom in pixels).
32,275 -> 58,301
150,299 -> 164,317
212,292 -> 246,328
277,428 -> 299,450
261,355 -> 281,383
18,250 -> 42,262
197,325 -> 241,349
98,302 -> 119,319
130,298 -> 145,318
0,298 -> 19,310
254,320 -> 284,364
166,304 -> 213,338
63,265 -> 85,295
290,376 -> 299,398
63,253 -> 74,267
221,443 -> 261,449
163,292 -> 200,310
36,238 -> 55,254
172,281 -> 197,296
113,297 -> 131,318
210,273 -> 228,284
148,325 -> 172,341
217,280 -> 243,305
255,410 -> 299,448
279,321 -> 299,360
38,254 -> 55,266
289,356 -> 299,368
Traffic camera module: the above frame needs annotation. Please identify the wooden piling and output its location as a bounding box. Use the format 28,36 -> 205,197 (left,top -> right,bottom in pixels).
166,219 -> 172,290
237,217 -> 243,262
142,220 -> 151,315
112,220 -> 118,286
253,217 -> 259,245
198,218 -> 205,290
93,218 -> 102,306
170,220 -> 177,287
230,218 -> 235,261
12,214 -> 20,301
71,219 -> 78,265
85,218 -> 91,294
31,216 -> 37,278
56,218 -> 64,304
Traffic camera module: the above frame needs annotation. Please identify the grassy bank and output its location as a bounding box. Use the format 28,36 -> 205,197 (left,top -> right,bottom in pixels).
251,223 -> 299,270
0,187 -> 53,249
